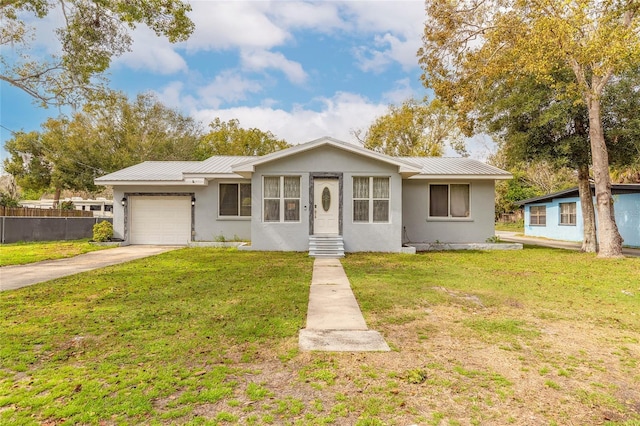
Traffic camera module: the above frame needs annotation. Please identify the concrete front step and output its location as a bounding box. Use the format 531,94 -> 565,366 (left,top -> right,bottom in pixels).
309,235 -> 345,258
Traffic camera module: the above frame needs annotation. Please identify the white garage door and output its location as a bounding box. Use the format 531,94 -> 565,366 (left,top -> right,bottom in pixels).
129,196 -> 191,245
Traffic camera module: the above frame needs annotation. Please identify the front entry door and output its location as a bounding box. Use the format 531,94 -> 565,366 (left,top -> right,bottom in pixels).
314,178 -> 339,234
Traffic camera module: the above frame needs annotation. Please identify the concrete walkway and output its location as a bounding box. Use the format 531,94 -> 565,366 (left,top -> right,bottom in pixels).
299,258 -> 390,352
1,245 -> 181,291
496,231 -> 640,258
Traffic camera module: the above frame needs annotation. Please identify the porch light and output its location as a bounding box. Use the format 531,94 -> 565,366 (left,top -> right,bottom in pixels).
121,197 -> 127,206
191,196 -> 196,206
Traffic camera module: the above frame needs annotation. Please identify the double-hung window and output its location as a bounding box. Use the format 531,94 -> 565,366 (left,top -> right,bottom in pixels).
219,183 -> 251,217
559,202 -> 576,225
263,176 -> 300,222
530,205 -> 546,226
429,184 -> 470,218
353,177 -> 389,223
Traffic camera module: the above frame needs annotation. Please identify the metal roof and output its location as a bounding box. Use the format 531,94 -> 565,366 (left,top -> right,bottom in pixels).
184,156 -> 256,174
94,140 -> 512,184
403,157 -> 512,178
231,136 -> 423,178
95,161 -> 201,182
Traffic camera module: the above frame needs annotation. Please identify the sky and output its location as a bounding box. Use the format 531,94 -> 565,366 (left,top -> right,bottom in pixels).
0,0 -> 495,168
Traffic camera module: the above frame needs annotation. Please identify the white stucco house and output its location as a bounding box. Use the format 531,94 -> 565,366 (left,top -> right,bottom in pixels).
95,137 -> 511,255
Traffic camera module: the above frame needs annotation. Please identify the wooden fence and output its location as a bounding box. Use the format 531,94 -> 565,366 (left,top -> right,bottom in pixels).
0,206 -> 94,218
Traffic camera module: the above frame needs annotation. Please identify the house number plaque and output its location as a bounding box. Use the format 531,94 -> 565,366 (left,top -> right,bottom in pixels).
322,187 -> 331,211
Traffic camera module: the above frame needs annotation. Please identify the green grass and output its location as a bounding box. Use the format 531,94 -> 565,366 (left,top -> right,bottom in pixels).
0,240 -> 111,266
1,247 -> 639,425
342,247 -> 640,331
495,220 -> 524,232
0,249 -> 313,425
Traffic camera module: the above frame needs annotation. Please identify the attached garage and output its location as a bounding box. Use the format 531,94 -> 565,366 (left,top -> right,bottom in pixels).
129,195 -> 192,245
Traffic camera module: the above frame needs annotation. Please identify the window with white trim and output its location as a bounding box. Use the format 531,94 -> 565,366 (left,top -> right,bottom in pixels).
530,205 -> 546,226
219,183 -> 251,217
559,202 -> 576,225
353,177 -> 389,223
263,176 -> 300,222
429,184 -> 470,218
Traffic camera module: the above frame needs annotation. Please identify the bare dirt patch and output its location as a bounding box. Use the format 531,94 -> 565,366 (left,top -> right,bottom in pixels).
165,298 -> 640,425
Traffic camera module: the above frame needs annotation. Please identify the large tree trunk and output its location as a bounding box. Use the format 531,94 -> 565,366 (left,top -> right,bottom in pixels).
586,96 -> 624,258
53,187 -> 61,208
577,165 -> 597,252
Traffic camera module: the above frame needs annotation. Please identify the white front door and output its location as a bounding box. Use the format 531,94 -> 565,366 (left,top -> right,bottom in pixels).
314,178 -> 339,234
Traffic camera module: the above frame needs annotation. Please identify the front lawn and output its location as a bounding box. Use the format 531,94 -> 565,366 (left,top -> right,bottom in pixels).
1,248 -> 639,425
0,240 -> 111,266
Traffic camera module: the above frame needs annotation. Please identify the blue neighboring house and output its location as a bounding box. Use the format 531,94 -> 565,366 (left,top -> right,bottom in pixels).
518,184 -> 640,248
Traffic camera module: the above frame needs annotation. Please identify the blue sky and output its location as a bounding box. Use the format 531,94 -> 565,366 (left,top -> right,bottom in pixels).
1,0 -> 494,166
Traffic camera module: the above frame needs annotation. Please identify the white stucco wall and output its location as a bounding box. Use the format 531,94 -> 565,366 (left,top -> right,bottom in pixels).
249,145 -> 404,252
402,179 -> 496,243
111,183 -> 251,243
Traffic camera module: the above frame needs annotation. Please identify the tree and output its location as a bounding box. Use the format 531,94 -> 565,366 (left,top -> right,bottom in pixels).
419,0 -> 640,258
197,118 -> 290,158
353,98 -> 466,157
480,72 -> 597,251
3,131 -> 54,199
1,0 -> 193,107
3,92 -> 203,202
602,67 -> 640,181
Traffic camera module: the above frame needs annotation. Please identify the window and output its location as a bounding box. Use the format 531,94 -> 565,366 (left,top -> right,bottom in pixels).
263,176 -> 300,222
530,205 -> 546,226
559,202 -> 576,225
219,183 -> 251,217
353,177 -> 389,223
429,184 -> 470,218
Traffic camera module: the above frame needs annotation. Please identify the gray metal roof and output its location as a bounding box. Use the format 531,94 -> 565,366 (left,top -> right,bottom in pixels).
403,157 -> 512,177
95,161 -> 201,182
184,156 -> 256,174
95,147 -> 511,184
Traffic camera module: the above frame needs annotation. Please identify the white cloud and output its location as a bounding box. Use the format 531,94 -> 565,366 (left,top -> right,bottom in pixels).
269,1 -> 346,32
117,27 -> 188,74
184,1 -> 289,52
240,49 -> 307,84
343,1 -> 425,72
382,78 -> 419,104
192,91 -> 387,144
197,70 -> 263,108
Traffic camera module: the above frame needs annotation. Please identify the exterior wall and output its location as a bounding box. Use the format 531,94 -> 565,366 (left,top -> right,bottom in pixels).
525,193 -> 640,247
112,183 -> 251,243
250,145 -> 403,252
614,193 -> 640,247
402,179 -> 496,243
524,196 -> 583,242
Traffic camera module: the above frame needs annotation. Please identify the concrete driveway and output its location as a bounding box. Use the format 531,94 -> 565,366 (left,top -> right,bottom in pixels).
1,245 -> 182,291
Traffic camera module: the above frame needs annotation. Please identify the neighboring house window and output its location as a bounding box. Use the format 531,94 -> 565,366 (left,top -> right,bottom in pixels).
530,205 -> 546,226
353,177 -> 390,223
263,176 -> 300,222
219,183 -> 251,217
429,184 -> 470,218
559,202 -> 576,225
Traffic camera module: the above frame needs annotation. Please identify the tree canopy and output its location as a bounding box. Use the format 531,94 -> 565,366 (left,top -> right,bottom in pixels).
1,0 -> 194,107
197,118 -> 290,158
419,0 -> 640,258
354,98 -> 466,157
3,92 -> 203,200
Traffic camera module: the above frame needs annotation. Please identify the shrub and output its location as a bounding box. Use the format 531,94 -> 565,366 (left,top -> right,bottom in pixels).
0,191 -> 20,207
93,221 -> 114,242
60,200 -> 75,210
